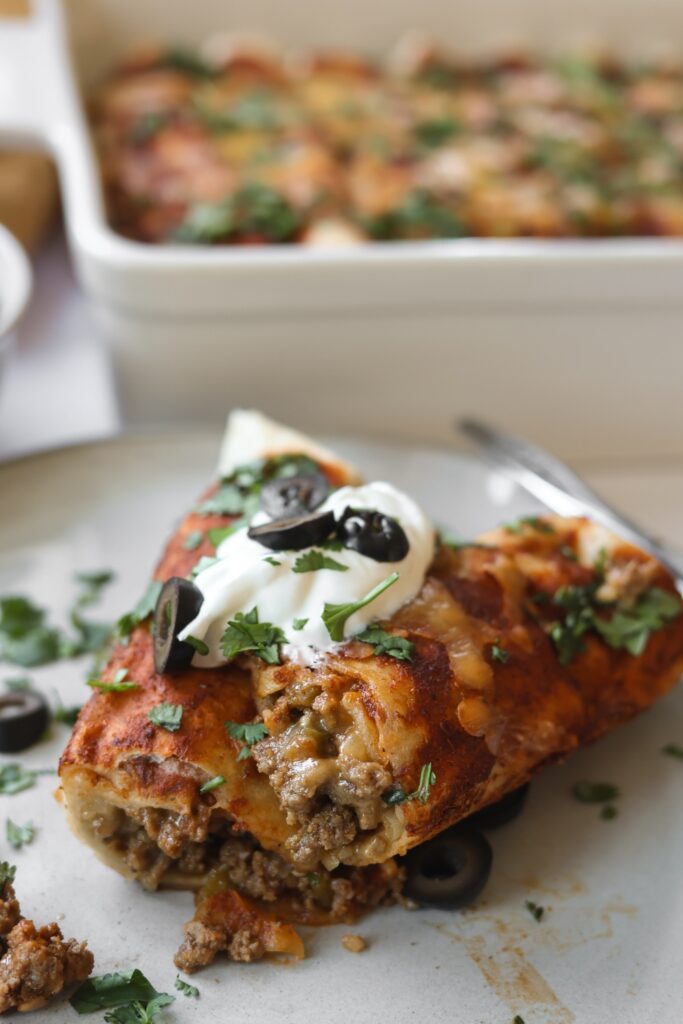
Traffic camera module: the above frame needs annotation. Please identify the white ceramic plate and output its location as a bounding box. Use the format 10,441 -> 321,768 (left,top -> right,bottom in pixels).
1,434 -> 682,1024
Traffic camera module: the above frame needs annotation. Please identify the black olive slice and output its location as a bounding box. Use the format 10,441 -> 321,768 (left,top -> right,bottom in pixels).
464,784 -> 530,830
153,577 -> 205,674
0,690 -> 49,754
337,507 -> 410,563
260,472 -> 329,521
402,829 -> 492,909
247,509 -> 336,551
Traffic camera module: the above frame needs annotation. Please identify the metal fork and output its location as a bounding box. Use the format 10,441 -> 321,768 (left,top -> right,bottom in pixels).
457,417 -> 683,592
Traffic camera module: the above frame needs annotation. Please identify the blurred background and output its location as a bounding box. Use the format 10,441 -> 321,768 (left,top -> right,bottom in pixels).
2,0 -> 683,462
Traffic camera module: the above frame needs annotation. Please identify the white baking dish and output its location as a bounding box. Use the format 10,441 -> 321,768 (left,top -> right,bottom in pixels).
0,223 -> 31,394
1,0 -> 683,459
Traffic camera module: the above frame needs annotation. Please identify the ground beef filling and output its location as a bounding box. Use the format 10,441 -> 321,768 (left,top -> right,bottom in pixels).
99,804 -> 404,971
174,836 -> 404,972
0,880 -> 93,1013
253,685 -> 393,868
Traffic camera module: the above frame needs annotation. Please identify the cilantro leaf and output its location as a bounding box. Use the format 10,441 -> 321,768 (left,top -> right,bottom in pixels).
104,994 -> 174,1024
117,582 -> 163,640
74,570 -> 115,609
197,483 -> 249,517
662,742 -> 683,761
88,668 -> 139,694
199,775 -> 225,793
356,625 -> 414,662
53,699 -> 82,725
382,762 -> 436,806
0,764 -> 38,796
548,582 -> 600,665
572,781 -> 619,803
322,572 -> 400,642
413,762 -> 436,803
183,531 -> 204,551
175,976 -> 199,998
600,804 -> 618,820
292,617 -> 308,631
292,550 -> 348,574
525,899 -> 544,922
263,556 -> 281,567
504,516 -> 556,535
6,819 -> 34,849
0,596 -> 61,667
0,862 -> 15,888
148,702 -> 183,732
190,556 -> 219,578
220,608 -> 287,665
185,635 -> 209,656
226,720 -> 269,760
490,642 -> 509,664
71,969 -> 168,1015
593,587 -> 681,656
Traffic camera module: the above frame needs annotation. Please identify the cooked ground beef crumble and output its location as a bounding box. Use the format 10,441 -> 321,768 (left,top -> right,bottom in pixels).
0,878 -> 93,1013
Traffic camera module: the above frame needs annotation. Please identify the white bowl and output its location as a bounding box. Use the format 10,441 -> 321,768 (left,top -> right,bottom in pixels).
0,224 -> 31,389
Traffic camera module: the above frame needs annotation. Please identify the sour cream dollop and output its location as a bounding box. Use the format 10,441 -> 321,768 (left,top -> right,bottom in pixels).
179,481 -> 435,667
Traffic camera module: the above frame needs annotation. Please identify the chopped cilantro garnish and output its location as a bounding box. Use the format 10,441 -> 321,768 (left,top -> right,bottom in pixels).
382,762 -> 436,806
414,762 -> 437,803
263,556 -> 282,566
593,587 -> 681,656
504,516 -> 555,535
6,819 -> 34,849
87,668 -> 139,693
174,976 -> 199,998
513,1016 -> 526,1024
572,781 -> 619,803
549,581 -> 601,665
197,482 -> 250,517
559,544 -> 578,562
0,862 -> 15,888
550,581 -> 680,665
226,720 -> 269,760
490,641 -> 509,664
0,596 -> 61,667
199,775 -> 225,793
221,608 -> 287,665
662,742 -> 683,761
185,635 -> 209,656
600,804 -> 618,820
148,702 -> 183,732
525,899 -> 544,922
0,764 -> 39,796
292,550 -> 348,574
74,570 -> 115,608
117,581 -> 163,640
71,969 -> 172,1017
322,573 -> 399,642
4,676 -> 29,691
190,555 -> 219,578
356,626 -> 414,662
292,617 -> 308,631
104,995 -> 174,1024
183,531 -> 204,551
53,699 -> 82,725
207,523 -> 244,547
